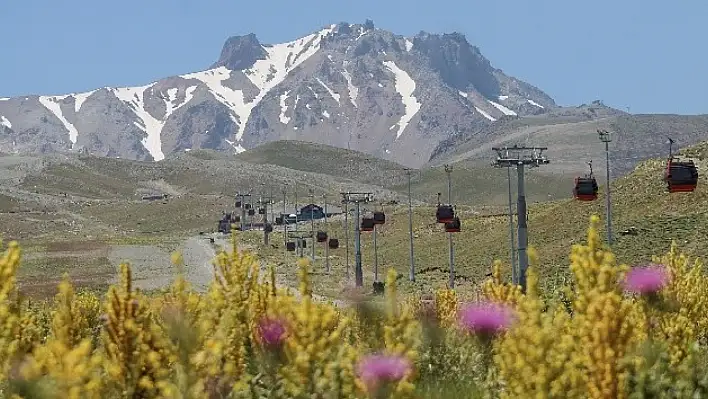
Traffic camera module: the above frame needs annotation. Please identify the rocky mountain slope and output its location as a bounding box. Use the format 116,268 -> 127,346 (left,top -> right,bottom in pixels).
0,20 -> 556,167
428,101 -> 708,181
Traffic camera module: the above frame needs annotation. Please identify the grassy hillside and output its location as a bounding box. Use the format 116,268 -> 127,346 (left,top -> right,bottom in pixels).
391,164 -> 571,206
234,140 -> 411,186
16,152 -> 402,203
243,143 -> 708,297
4,138 -> 708,300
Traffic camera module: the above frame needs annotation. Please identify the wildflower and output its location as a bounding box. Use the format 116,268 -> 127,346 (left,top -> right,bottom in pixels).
458,301 -> 513,336
258,317 -> 286,348
624,264 -> 669,294
357,353 -> 411,393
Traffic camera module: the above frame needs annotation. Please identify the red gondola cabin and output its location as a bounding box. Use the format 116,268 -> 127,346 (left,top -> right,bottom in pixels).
444,217 -> 461,233
664,159 -> 698,193
361,217 -> 375,232
436,205 -> 455,223
573,177 -> 599,201
316,231 -> 328,242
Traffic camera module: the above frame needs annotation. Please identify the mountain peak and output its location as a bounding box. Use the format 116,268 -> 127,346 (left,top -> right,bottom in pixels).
210,33 -> 267,71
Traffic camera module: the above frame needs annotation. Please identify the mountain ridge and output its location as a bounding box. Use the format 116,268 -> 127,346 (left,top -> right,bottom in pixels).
0,20 -> 559,167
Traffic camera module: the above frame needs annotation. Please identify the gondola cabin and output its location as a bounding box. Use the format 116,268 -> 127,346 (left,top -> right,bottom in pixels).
664,159 -> 698,193
361,217 -> 375,232
436,205 -> 455,223
316,231 -> 328,243
573,177 -> 599,201
444,217 -> 461,233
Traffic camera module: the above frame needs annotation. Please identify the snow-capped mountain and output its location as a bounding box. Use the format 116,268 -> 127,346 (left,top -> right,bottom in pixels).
0,20 -> 555,167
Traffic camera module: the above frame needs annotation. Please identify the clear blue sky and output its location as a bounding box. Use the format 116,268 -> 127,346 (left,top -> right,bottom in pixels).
2,0 -> 706,114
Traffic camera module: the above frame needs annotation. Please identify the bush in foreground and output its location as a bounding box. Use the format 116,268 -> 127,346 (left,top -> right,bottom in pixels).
0,214 -> 708,398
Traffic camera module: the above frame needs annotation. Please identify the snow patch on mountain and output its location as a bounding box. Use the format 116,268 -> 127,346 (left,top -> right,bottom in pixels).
498,95 -> 509,101
527,99 -> 544,108
322,110 -> 330,118
164,86 -> 197,116
0,98 -> 9,101
405,39 -> 414,52
180,68 -> 250,128
488,100 -> 517,116
475,106 -> 496,122
383,60 -> 421,139
341,69 -> 358,107
74,90 -> 97,112
279,91 -> 291,124
356,27 -> 368,40
458,91 -> 468,98
111,84 -> 167,161
225,138 -> 246,153
0,116 -> 11,129
316,77 -> 340,105
38,95 -> 80,148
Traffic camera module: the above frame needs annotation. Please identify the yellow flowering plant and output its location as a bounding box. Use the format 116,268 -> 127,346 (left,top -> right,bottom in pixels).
3,215 -> 708,398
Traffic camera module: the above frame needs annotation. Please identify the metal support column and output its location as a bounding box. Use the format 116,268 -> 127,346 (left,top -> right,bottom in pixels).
598,129 -> 613,246
516,162 -> 528,292
507,165 -> 517,284
444,164 -> 455,289
492,145 -> 550,292
373,224 -> 379,282
354,201 -> 362,287
341,192 -> 371,288
323,195 -> 330,273
406,170 -> 415,282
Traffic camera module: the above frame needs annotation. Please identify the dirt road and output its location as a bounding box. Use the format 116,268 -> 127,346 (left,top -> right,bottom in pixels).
107,233 -> 346,307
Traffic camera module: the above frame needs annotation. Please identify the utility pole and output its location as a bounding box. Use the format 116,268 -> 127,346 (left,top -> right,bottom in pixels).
444,164 -> 455,289
373,217 -> 379,283
294,184 -> 299,231
341,192 -> 373,287
258,197 -> 273,246
282,186 -> 288,247
506,164 -> 516,283
493,145 -> 550,292
493,152 -> 518,283
343,199 -> 350,279
309,189 -> 315,261
405,169 -> 415,282
323,194 -> 330,273
269,187 -> 274,223
598,129 -> 613,246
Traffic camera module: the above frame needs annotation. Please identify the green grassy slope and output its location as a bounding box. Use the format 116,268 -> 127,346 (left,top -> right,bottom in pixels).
234,140 -> 411,186
245,144 -> 708,297
391,165 -> 571,206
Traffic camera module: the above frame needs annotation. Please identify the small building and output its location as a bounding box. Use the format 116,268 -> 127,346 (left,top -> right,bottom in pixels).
274,203 -> 342,224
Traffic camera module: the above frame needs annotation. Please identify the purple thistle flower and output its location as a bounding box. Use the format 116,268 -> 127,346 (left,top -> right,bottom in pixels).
458,301 -> 513,335
257,317 -> 287,347
357,354 -> 411,390
623,264 -> 669,294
